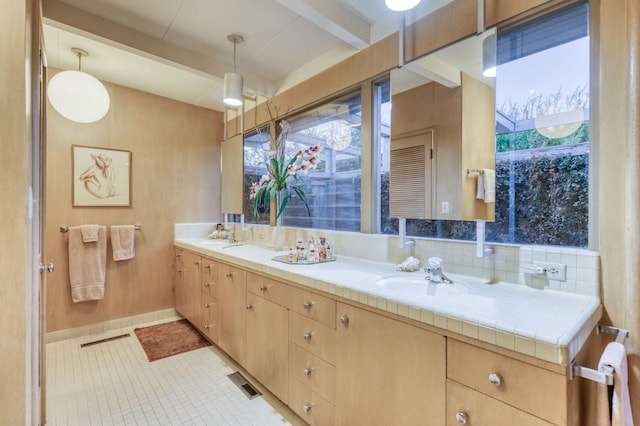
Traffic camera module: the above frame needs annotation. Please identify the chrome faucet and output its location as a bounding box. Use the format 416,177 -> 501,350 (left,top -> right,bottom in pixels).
424,257 -> 453,284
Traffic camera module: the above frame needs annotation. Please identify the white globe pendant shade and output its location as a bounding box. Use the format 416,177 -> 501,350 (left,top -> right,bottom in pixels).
385,0 -> 421,11
223,72 -> 244,106
47,70 -> 110,123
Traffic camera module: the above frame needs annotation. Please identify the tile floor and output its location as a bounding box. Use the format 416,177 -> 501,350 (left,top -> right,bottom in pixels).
46,317 -> 300,425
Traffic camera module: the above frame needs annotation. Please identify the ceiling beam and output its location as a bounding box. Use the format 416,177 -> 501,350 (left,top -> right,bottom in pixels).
277,0 -> 370,49
42,0 -> 278,97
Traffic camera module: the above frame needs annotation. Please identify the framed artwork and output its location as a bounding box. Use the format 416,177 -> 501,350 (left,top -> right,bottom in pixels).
72,145 -> 132,207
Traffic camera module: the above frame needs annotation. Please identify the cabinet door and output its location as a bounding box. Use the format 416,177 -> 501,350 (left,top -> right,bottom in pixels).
246,292 -> 289,404
175,249 -> 201,325
335,302 -> 446,426
218,263 -> 247,365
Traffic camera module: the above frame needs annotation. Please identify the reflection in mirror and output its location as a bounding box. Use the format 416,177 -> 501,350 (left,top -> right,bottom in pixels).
386,30 -> 496,225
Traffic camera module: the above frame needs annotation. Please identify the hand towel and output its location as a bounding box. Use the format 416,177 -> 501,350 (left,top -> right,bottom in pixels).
110,225 -> 135,261
596,342 -> 634,426
81,224 -> 99,243
68,226 -> 106,303
476,169 -> 495,203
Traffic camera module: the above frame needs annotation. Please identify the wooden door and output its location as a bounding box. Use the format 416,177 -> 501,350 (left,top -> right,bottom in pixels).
218,263 -> 247,365
246,292 -> 289,404
335,302 -> 446,426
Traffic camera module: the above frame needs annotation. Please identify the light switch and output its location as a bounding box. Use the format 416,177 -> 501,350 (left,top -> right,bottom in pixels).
441,202 -> 449,214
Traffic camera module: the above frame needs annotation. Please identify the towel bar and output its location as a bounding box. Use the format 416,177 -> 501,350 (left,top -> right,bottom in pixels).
568,324 -> 630,385
466,168 -> 484,174
60,224 -> 142,233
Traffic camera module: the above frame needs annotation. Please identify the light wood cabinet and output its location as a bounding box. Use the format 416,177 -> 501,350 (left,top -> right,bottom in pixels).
246,290 -> 289,404
174,246 -> 581,426
447,379 -> 554,426
334,302 -> 446,426
174,249 -> 201,326
447,339 -> 570,425
218,262 -> 247,366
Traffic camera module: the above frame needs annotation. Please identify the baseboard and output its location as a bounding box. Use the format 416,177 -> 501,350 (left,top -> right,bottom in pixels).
46,308 -> 180,343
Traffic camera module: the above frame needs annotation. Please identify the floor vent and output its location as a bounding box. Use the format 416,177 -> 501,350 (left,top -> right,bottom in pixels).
227,371 -> 261,400
80,333 -> 130,348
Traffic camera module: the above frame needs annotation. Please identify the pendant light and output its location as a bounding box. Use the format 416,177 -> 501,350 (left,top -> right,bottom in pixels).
47,48 -> 110,123
385,0 -> 421,12
223,34 -> 244,107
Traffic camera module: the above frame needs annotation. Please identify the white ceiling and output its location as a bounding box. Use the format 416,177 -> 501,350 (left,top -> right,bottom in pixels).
42,0 -> 471,112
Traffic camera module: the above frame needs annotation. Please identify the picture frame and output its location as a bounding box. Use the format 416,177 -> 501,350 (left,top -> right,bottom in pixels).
72,145 -> 132,207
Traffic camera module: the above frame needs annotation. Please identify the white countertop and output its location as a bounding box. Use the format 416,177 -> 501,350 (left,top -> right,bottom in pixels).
175,237 -> 602,366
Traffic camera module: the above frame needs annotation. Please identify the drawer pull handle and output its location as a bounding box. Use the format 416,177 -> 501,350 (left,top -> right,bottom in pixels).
205,264 -> 211,269
226,272 -> 233,278
194,260 -> 200,265
455,411 -> 468,424
302,404 -> 312,414
204,304 -> 210,308
204,282 -> 211,288
259,285 -> 268,292
303,301 -> 312,310
175,254 -> 181,258
246,304 -> 253,310
176,269 -> 182,273
303,332 -> 312,341
204,325 -> 209,330
303,367 -> 313,376
489,373 -> 502,386
339,315 -> 349,325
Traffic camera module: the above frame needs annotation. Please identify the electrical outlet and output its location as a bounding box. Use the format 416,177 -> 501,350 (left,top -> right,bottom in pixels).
441,201 -> 449,214
533,261 -> 567,281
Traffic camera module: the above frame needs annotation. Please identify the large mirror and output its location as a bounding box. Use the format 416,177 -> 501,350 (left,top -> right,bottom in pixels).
389,30 -> 496,221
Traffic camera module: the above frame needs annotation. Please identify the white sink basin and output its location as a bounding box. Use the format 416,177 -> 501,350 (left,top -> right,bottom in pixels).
376,275 -> 469,298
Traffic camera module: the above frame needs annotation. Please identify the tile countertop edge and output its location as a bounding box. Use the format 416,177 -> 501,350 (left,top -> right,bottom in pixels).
174,238 -> 602,366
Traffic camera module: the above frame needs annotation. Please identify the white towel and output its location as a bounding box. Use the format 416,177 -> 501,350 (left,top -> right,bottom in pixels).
597,342 -> 634,426
476,169 -> 495,203
81,224 -> 99,243
110,225 -> 135,261
68,226 -> 106,303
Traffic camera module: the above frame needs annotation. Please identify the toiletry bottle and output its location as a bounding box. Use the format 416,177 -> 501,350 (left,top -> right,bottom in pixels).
296,239 -> 306,261
326,241 -> 333,260
288,247 -> 297,263
308,248 -> 317,263
318,237 -> 327,261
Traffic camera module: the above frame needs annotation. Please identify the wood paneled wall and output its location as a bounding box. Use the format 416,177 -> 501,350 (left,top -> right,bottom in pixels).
45,72 -> 223,332
1,0 -> 30,423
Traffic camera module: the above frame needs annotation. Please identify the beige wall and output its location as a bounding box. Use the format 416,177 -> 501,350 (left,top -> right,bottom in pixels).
1,0 -> 30,424
45,72 -> 224,332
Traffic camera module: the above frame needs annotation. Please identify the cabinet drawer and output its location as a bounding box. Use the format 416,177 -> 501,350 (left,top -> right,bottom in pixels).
246,272 -> 291,307
291,288 -> 336,329
289,342 -> 336,403
447,339 -> 565,425
201,292 -> 218,343
289,376 -> 335,426
447,380 -> 553,426
200,257 -> 218,279
289,311 -> 336,365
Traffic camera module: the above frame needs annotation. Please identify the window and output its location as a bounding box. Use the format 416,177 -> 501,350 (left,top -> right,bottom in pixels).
279,92 -> 362,231
378,2 -> 589,247
239,126 -> 270,225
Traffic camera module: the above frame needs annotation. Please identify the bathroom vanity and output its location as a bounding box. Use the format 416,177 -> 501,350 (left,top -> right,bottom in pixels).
174,238 -> 601,425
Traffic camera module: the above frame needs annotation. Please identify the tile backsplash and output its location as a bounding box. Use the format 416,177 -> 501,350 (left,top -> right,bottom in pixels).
177,222 -> 600,298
